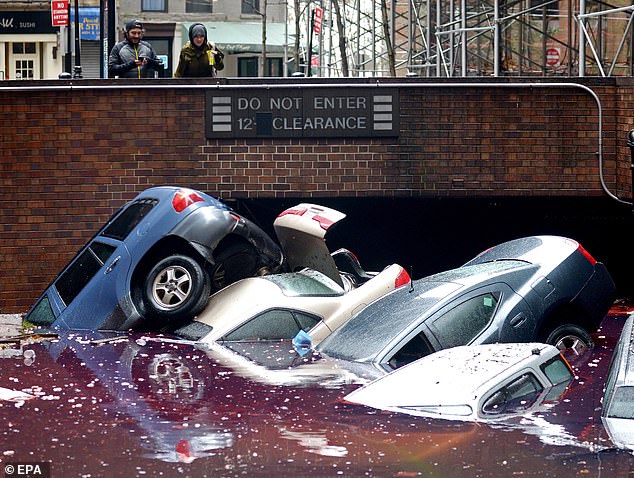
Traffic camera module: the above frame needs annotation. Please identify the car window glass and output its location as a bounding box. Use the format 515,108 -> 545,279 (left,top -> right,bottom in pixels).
90,241 -> 116,264
482,372 -> 543,415
54,243 -> 116,306
293,311 -> 321,332
606,386 -> 634,419
26,295 -> 55,325
222,309 -> 301,341
389,333 -> 434,369
429,292 -> 500,348
541,355 -> 573,385
264,270 -> 344,297
603,337 -> 626,409
101,199 -> 157,241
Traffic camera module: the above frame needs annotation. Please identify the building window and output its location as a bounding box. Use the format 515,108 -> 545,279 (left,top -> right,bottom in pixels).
13,42 -> 36,54
242,0 -> 260,14
186,0 -> 212,13
238,57 -> 258,77
15,60 -> 34,80
142,0 -> 167,12
266,58 -> 283,77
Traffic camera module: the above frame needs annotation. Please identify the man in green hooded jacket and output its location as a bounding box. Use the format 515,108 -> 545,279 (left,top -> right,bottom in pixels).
174,23 -> 224,77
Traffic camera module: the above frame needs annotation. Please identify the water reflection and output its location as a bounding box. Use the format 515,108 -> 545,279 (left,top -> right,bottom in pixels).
0,313 -> 632,476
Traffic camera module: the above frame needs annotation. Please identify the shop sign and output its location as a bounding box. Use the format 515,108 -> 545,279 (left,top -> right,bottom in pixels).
70,8 -> 101,40
0,11 -> 57,34
205,88 -> 400,139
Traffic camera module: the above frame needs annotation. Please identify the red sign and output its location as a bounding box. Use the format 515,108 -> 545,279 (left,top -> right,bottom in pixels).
51,0 -> 69,27
546,48 -> 560,67
313,7 -> 323,35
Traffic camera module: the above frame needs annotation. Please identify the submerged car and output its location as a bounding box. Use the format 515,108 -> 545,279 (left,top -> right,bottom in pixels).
26,187 -> 283,331
344,342 -> 574,422
318,236 -> 616,373
172,264 -> 410,344
171,203 -> 410,344
601,314 -> 634,450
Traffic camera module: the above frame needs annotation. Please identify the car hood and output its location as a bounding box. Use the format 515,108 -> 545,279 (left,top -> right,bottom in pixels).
274,204 -> 346,287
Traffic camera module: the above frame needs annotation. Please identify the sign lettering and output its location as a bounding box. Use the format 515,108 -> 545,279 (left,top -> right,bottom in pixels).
51,0 -> 69,27
205,88 -> 399,139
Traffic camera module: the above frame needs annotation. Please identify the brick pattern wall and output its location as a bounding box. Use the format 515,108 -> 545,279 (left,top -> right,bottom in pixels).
0,78 -> 631,313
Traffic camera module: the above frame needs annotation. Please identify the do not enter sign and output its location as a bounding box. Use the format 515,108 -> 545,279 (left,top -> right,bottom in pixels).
546,48 -> 560,67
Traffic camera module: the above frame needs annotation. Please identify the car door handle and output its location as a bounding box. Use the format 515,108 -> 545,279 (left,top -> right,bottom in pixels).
105,256 -> 120,274
510,313 -> 527,328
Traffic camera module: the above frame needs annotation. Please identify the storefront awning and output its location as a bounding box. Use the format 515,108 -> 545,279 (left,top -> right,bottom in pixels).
182,22 -> 292,54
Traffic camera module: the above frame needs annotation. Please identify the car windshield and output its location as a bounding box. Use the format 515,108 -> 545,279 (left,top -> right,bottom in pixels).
318,281 -> 461,361
263,270 -> 344,297
606,386 -> 634,419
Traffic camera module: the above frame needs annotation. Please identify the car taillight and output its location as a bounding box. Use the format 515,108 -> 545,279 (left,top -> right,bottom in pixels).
313,214 -> 335,230
172,189 -> 204,213
277,207 -> 307,218
577,243 -> 597,266
395,268 -> 411,288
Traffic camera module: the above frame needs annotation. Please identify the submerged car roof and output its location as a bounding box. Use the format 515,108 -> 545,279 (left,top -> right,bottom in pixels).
318,260 -> 530,362
344,342 -> 561,409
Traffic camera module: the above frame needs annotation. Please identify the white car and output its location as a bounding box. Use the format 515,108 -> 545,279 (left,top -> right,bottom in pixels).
601,314 -> 634,450
344,342 -> 574,422
172,203 -> 410,344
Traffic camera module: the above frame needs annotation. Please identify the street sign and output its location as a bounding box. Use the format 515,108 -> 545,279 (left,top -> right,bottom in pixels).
546,48 -> 560,67
313,7 -> 323,35
51,0 -> 69,27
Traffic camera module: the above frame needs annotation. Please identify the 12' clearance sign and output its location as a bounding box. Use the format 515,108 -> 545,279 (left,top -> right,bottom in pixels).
51,0 -> 69,27
205,88 -> 399,139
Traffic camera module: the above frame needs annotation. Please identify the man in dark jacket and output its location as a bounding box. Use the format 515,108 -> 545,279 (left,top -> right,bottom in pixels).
174,23 -> 224,78
108,19 -> 163,78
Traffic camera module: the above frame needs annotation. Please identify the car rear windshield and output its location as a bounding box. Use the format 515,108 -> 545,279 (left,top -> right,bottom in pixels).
101,199 -> 157,241
318,282 -> 460,361
425,260 -> 528,283
540,355 -> 573,385
263,270 -> 344,297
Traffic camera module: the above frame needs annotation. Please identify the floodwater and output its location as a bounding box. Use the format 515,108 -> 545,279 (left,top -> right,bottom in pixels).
2,306 -> 634,477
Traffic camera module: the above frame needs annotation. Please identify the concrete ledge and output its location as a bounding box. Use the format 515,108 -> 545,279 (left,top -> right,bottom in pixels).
0,314 -> 23,337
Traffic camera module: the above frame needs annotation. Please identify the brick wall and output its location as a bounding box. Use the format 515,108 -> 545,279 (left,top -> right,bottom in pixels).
1,77 -> 632,313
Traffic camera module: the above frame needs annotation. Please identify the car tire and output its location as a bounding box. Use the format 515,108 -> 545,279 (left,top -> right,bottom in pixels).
210,243 -> 259,292
544,324 -> 594,357
144,255 -> 211,320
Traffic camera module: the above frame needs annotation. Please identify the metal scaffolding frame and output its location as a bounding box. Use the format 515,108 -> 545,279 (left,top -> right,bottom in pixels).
294,0 -> 634,77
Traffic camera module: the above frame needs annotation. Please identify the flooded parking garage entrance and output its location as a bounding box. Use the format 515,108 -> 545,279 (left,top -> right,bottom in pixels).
1,304 -> 634,477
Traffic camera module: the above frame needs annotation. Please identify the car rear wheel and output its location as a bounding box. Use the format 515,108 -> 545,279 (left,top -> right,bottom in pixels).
545,324 -> 593,357
144,255 -> 211,320
210,243 -> 259,292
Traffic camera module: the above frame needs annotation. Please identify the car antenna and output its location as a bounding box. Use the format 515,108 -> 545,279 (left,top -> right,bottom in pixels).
409,265 -> 414,293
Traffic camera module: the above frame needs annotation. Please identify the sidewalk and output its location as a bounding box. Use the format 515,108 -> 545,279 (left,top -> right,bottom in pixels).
0,314 -> 22,337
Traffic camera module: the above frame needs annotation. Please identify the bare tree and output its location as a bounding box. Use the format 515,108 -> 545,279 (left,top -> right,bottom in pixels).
331,0 -> 350,77
293,0 -> 301,74
380,0 -> 396,76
